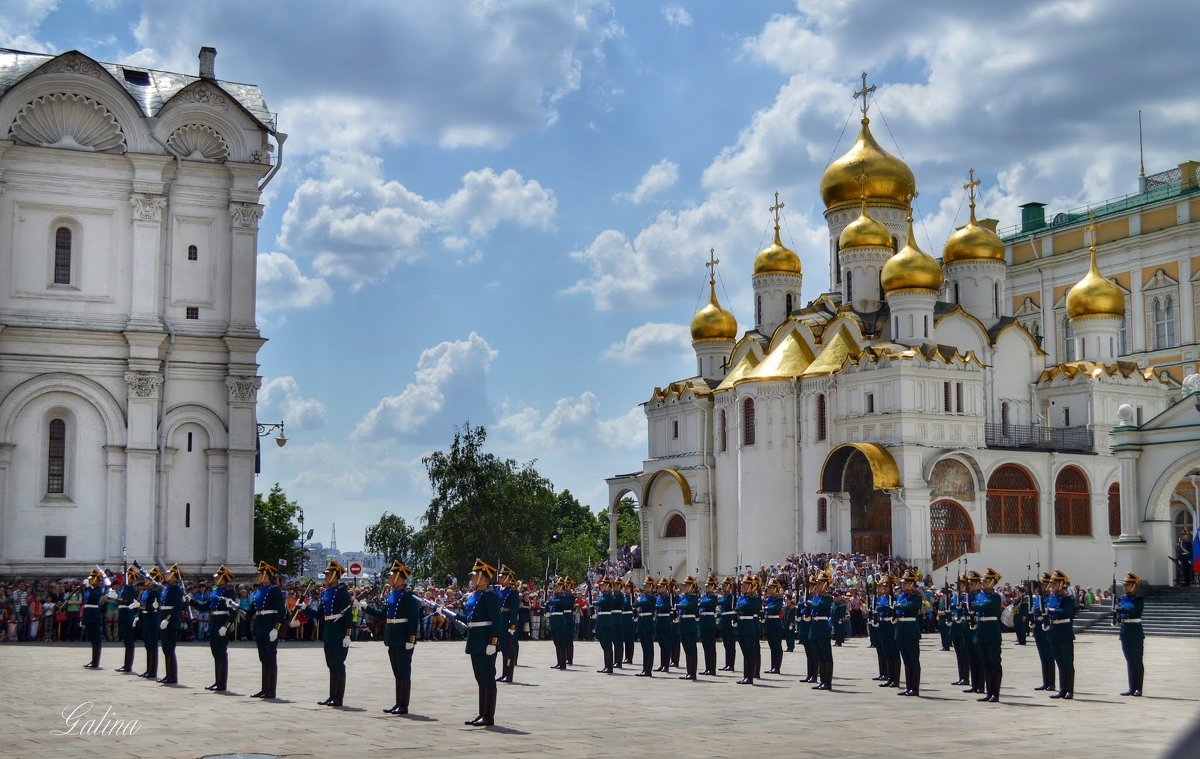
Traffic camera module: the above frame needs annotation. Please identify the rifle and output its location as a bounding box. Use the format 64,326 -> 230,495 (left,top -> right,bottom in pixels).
1110,559 -> 1119,626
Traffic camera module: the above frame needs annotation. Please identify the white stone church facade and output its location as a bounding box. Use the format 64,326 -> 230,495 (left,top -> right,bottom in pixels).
607,105 -> 1186,589
0,47 -> 281,576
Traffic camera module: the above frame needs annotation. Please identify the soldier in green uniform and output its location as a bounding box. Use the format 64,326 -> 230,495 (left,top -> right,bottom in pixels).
463,558 -> 503,727
634,577 -> 657,676
1030,571 -> 1055,691
137,566 -> 163,679
783,595 -> 797,652
961,570 -> 984,694
718,577 -> 737,671
188,565 -> 237,692
972,567 -> 1004,703
894,568 -> 923,697
808,570 -> 835,691
949,575 -> 970,686
875,574 -> 899,689
594,576 -> 618,674
668,578 -> 681,667
653,577 -> 674,673
831,591 -> 847,647
309,559 -> 354,707
114,565 -> 142,673
734,573 -> 761,685
157,563 -> 185,685
1045,568 -> 1076,700
363,559 -> 420,714
496,566 -> 521,682
797,575 -> 814,682
936,587 -> 952,651
762,578 -> 785,674
249,560 -> 286,700
81,568 -> 107,669
698,575 -> 719,675
621,579 -> 637,666
1115,571 -> 1144,697
676,576 -> 701,680
548,577 -> 570,670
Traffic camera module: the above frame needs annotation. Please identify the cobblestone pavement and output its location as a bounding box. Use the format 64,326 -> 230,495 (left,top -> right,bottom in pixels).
2,634 -> 1197,758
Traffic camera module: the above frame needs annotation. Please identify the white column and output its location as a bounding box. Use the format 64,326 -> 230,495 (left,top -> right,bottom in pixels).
127,194 -> 166,328
1116,448 -> 1144,541
1180,257 -> 1194,345
0,443 -> 12,569
104,445 -> 127,564
228,203 -> 263,337
206,451 -> 229,567
123,372 -> 162,560
225,376 -> 261,573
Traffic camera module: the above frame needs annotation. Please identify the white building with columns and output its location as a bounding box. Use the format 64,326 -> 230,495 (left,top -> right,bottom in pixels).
607,94 -> 1186,588
0,47 -> 282,576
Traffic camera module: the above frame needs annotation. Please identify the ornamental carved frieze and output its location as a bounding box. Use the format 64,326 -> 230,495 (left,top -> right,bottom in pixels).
229,203 -> 263,230
130,193 -> 166,222
225,375 -> 261,403
38,53 -> 104,78
124,372 -> 164,399
174,84 -> 229,111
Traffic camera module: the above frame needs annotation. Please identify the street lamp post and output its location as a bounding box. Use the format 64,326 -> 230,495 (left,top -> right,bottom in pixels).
255,421 -> 287,474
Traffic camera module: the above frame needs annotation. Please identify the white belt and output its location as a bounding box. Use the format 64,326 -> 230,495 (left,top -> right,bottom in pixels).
595,611 -> 612,616
387,618 -> 410,624
810,616 -> 830,621
466,621 -> 491,628
622,611 -> 633,615
976,616 -> 998,622
558,611 -> 573,616
738,615 -> 757,620
83,604 -> 99,609
657,613 -> 672,617
159,606 -> 174,610
256,609 -> 277,615
720,611 -> 736,616
679,614 -> 697,619
880,618 -> 894,623
326,613 -> 344,621
1121,618 -> 1141,624
897,618 -> 917,623
1051,619 -> 1071,625
120,604 -> 135,609
700,612 -> 716,616
211,611 -> 229,616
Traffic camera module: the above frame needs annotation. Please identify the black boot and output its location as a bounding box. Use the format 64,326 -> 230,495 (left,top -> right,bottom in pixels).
334,671 -> 346,706
989,668 -> 1001,702
466,687 -> 484,725
319,671 -> 336,706
89,641 -> 101,668
265,664 -> 278,699
251,667 -> 267,698
479,686 -> 496,726
399,679 -> 411,713
215,659 -> 227,691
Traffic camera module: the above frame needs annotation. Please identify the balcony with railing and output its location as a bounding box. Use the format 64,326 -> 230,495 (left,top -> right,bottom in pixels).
985,423 -> 1093,452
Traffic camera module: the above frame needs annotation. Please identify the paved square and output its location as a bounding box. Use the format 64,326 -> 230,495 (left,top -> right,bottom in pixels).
2,634 -> 1196,758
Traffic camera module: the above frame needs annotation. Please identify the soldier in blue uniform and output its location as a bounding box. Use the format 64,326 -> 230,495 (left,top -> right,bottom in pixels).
189,565 -> 237,692
734,573 -> 761,685
620,580 -> 637,666
762,578 -> 785,674
961,570 -> 984,694
363,559 -> 420,714
114,565 -> 142,674
894,568 -> 923,697
496,566 -> 521,683
1030,571 -> 1056,692
783,596 -> 797,652
808,570 -> 835,691
81,568 -> 107,669
972,567 -> 1004,703
463,558 -> 504,727
594,576 -> 619,674
797,576 -> 814,682
547,577 -> 570,670
249,560 -> 286,699
676,576 -> 701,680
653,577 -> 674,673
718,577 -> 737,672
668,579 -> 682,667
831,592 -> 847,647
157,563 -> 185,685
634,577 -> 657,676
137,566 -> 163,679
308,559 -> 354,707
936,588 -> 952,651
698,575 -> 719,676
868,581 -> 885,680
1045,568 -> 1076,700
875,574 -> 899,689
1115,571 -> 1144,697
949,575 -> 970,686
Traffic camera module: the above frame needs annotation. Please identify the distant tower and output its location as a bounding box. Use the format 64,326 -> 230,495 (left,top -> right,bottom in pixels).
690,248 -> 737,381
942,168 -> 1007,323
1066,213 -> 1125,362
751,193 -> 802,338
330,524 -> 338,552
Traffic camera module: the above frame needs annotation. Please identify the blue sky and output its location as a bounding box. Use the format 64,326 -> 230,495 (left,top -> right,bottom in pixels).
6,1 -> 1198,551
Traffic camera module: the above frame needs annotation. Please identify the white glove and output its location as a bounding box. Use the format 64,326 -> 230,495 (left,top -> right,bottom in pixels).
405,640 -> 415,651
342,636 -> 350,648
485,644 -> 496,656
133,617 -> 139,628
357,600 -> 367,609
159,618 -> 168,630
129,600 -> 141,611
183,593 -> 192,603
217,625 -> 228,638
106,590 -> 118,600
268,628 -> 278,642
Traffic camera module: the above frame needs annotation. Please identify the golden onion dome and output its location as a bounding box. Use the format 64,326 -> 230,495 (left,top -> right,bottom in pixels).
753,224 -> 802,276
1066,236 -> 1125,319
943,198 -> 1004,265
690,279 -> 737,341
820,118 -> 916,211
838,198 -> 893,251
882,213 -> 943,294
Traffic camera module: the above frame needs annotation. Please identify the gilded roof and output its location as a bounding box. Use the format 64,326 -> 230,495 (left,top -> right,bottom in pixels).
802,327 -> 859,377
738,332 -> 815,384
714,352 -> 760,393
1037,360 -> 1169,386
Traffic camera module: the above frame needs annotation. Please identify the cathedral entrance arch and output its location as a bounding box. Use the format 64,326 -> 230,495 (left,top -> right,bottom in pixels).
930,500 -> 974,569
607,491 -> 643,574
822,443 -> 899,557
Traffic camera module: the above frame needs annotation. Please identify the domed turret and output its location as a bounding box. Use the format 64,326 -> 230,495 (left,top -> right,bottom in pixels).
943,185 -> 1004,264
754,224 -> 802,276
839,197 -> 893,251
821,118 -> 916,212
692,251 -> 737,381
882,213 -> 943,294
1067,225 -> 1125,320
691,281 -> 737,341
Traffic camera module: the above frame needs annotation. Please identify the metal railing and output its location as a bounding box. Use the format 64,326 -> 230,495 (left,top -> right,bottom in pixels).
984,423 -> 1093,452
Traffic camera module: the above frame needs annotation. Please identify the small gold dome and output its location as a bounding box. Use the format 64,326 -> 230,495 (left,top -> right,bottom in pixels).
754,225 -> 802,276
1066,240 -> 1124,319
839,199 -> 893,251
943,201 -> 1004,264
691,280 -> 737,341
882,214 -> 943,294
820,118 -> 916,212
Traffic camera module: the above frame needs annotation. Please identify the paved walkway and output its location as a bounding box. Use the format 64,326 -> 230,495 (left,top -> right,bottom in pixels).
2,634 -> 1197,758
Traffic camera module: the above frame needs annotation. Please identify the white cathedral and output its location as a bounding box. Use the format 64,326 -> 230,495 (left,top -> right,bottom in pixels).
0,47 -> 281,576
606,96 -> 1191,589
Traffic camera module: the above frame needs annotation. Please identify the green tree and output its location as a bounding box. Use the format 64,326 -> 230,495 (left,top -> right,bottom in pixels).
364,513 -> 416,564
254,483 -> 301,573
615,497 -> 641,549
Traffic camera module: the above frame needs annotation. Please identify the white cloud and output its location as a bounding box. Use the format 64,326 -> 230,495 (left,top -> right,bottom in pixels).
662,4 -> 692,27
256,251 -> 333,318
616,159 -> 679,204
280,154 -> 555,288
495,391 -> 645,453
603,322 -> 692,363
258,376 -> 328,431
0,0 -> 58,51
353,332 -> 498,442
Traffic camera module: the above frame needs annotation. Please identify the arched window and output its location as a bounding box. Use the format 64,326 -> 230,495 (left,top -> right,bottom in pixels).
845,271 -> 854,302
1054,466 -> 1091,536
986,465 -> 1038,535
1107,483 -> 1120,538
994,282 -> 1000,317
742,398 -> 755,446
756,295 -> 762,326
664,513 -> 686,538
54,227 -> 72,284
1000,401 -> 1010,435
1063,314 -> 1076,361
785,293 -> 793,315
817,498 -> 828,532
1164,296 -> 1177,347
187,244 -> 198,261
1118,314 -> 1127,355
720,409 -> 727,452
953,282 -> 960,304
47,418 -> 66,494
185,502 -> 191,529
1153,298 -> 1165,348
931,500 -> 975,568
816,394 -> 827,441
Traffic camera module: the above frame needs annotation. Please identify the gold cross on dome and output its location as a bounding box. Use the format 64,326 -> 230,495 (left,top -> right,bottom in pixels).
769,192 -> 785,225
1087,210 -> 1096,248
706,248 -> 719,283
853,71 -> 876,119
963,168 -> 981,205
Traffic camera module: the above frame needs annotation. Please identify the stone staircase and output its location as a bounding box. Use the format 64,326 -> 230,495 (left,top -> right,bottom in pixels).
1078,585 -> 1200,638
